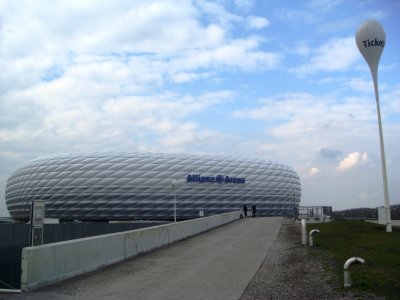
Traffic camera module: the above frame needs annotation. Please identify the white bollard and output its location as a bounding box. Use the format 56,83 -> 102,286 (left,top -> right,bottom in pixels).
301,219 -> 307,246
344,257 -> 365,288
308,229 -> 319,247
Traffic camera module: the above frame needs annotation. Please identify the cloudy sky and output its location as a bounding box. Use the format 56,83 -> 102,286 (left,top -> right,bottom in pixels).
1,0 -> 399,216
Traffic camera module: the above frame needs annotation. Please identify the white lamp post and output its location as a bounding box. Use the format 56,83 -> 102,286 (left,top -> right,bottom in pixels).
171,180 -> 177,222
356,19 -> 392,232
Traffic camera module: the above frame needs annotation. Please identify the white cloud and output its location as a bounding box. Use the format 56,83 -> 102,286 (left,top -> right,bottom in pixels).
232,93 -> 318,120
0,0 -> 282,179
233,92 -> 376,128
338,152 -> 368,170
308,0 -> 344,12
0,0 -> 399,216
286,41 -> 311,57
274,1 -> 344,26
159,127 -> 230,150
349,78 -> 373,92
196,1 -> 242,27
247,16 -> 270,29
168,38 -> 281,73
309,167 -> 320,176
2,82 -> 264,173
357,191 -> 376,201
234,0 -> 254,11
231,91 -> 396,183
0,2 -> 238,58
104,91 -> 233,121
274,8 -> 316,25
382,84 -> 400,114
0,1 -> 281,100
290,37 -> 360,76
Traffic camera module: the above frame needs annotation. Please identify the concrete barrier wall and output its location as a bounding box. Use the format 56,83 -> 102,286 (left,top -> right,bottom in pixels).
21,211 -> 240,292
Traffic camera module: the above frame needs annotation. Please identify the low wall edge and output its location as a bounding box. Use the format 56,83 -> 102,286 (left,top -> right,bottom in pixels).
21,211 -> 240,292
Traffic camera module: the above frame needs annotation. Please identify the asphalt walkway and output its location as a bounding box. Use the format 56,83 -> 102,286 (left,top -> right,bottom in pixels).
4,217 -> 284,300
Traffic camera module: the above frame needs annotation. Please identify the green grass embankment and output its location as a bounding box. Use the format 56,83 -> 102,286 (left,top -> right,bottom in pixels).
309,220 -> 400,299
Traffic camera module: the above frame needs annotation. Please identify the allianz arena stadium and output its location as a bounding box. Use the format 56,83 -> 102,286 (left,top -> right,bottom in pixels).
5,152 -> 301,221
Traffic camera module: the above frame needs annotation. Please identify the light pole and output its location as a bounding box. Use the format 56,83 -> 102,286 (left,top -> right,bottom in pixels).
356,20 -> 392,232
171,180 -> 177,222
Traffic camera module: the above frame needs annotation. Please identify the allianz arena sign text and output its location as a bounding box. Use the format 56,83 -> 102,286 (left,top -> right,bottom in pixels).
187,174 -> 245,184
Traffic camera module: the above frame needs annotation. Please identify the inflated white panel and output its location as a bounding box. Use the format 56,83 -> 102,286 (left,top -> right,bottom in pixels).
6,152 -> 301,220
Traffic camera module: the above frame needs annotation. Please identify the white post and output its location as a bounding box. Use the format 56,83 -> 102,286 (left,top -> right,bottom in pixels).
356,20 -> 392,232
171,180 -> 177,222
301,219 -> 307,246
375,79 -> 392,232
174,191 -> 176,223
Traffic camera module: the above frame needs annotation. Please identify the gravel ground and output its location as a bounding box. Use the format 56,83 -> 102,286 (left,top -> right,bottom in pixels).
240,220 -> 382,300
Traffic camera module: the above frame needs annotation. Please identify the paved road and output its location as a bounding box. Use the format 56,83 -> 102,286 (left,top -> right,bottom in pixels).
3,217 -> 283,300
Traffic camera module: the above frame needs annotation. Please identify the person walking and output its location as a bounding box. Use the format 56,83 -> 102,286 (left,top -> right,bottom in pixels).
252,205 -> 256,218
243,205 -> 248,217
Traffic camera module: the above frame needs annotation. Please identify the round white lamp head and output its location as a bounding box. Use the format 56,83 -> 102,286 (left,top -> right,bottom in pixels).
356,19 -> 386,77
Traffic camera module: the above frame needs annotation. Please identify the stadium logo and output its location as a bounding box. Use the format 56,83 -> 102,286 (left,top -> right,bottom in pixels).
187,174 -> 245,184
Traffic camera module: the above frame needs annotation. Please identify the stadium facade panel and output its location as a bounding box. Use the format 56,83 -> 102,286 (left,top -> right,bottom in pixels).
5,153 -> 301,221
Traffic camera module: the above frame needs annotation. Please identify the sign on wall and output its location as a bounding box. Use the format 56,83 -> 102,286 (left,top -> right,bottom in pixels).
29,201 -> 45,246
187,174 -> 245,184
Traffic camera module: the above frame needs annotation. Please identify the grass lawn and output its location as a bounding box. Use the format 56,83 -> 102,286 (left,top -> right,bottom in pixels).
309,220 -> 400,299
